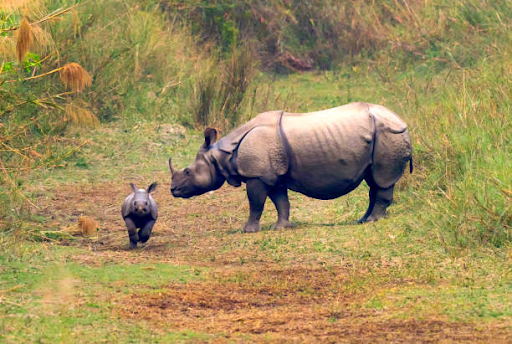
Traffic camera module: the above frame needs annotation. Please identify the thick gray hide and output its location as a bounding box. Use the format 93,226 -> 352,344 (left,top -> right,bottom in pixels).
122,183 -> 158,247
212,102 -> 411,198
171,102 -> 412,231
211,110 -> 288,187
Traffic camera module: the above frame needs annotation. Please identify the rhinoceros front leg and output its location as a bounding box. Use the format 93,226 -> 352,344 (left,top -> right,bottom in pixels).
124,217 -> 139,248
269,186 -> 294,230
243,178 -> 269,233
138,220 -> 155,244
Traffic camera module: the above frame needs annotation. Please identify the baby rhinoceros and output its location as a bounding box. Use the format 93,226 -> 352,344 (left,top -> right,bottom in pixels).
122,182 -> 158,248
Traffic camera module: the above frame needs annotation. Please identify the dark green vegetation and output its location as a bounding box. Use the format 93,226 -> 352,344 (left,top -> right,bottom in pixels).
1,0 -> 511,342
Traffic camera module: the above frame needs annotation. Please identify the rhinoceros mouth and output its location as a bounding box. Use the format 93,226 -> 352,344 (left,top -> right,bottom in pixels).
171,188 -> 193,198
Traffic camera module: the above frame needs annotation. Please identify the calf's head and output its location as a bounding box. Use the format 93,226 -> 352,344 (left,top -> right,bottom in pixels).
130,182 -> 157,216
169,128 -> 225,198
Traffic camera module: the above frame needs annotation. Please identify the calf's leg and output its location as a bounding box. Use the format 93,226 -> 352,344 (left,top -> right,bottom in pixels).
124,217 -> 139,248
138,220 -> 155,243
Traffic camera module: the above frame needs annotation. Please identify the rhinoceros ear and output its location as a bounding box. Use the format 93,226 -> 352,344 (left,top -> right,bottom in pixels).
147,182 -> 157,193
203,127 -> 219,149
130,183 -> 138,193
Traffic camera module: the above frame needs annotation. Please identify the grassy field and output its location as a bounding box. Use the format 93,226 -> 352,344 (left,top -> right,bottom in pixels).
1,68 -> 511,342
1,0 -> 512,342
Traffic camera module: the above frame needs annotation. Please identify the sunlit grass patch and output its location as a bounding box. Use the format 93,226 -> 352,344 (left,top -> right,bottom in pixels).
358,283 -> 512,322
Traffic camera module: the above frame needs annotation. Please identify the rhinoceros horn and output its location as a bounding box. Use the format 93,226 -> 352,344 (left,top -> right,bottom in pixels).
168,158 -> 176,175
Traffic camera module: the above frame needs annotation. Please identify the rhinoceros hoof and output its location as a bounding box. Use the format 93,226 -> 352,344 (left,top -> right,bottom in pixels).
271,220 -> 296,230
243,223 -> 261,233
129,242 -> 138,249
365,214 -> 386,223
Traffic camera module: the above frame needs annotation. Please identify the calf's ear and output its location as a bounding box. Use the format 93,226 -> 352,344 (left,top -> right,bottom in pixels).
147,182 -> 158,193
203,127 -> 219,149
130,183 -> 138,193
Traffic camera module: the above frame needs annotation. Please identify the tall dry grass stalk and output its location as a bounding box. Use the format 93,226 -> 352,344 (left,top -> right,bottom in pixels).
31,24 -> 53,54
15,18 -> 33,62
59,62 -> 92,93
0,0 -> 41,13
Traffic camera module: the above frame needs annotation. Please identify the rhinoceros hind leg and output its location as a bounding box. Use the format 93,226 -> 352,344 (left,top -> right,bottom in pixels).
269,186 -> 295,230
358,187 -> 377,223
365,185 -> 394,222
243,179 -> 269,233
359,172 -> 395,223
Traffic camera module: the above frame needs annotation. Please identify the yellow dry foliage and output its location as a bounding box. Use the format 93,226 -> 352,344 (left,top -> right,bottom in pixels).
16,17 -> 33,62
0,36 -> 16,61
59,62 -> 92,93
64,101 -> 99,127
60,215 -> 99,237
0,0 -> 41,12
31,24 -> 53,54
78,216 -> 98,237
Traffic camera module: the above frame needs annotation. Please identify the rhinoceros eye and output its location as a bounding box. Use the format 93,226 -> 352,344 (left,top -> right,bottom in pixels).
184,168 -> 191,176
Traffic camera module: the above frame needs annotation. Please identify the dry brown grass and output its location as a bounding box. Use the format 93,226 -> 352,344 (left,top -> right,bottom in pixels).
59,62 -> 92,93
117,269 -> 512,342
31,23 -> 53,55
15,17 -> 33,62
0,36 -> 16,61
0,0 -> 41,12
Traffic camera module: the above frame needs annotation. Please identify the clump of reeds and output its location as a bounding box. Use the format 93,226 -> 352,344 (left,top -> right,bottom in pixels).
59,62 -> 92,93
195,68 -> 218,126
16,18 -> 33,62
219,45 -> 256,127
64,101 -> 99,127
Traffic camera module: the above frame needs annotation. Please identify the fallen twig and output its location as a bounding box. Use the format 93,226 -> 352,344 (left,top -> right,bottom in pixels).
0,285 -> 25,294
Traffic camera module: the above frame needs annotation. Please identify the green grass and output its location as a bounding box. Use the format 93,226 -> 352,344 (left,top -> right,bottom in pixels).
1,0 -> 512,340
0,244 -> 208,343
2,64 -> 511,339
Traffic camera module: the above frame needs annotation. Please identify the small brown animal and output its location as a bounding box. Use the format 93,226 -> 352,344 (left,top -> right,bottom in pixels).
122,182 -> 158,248
78,216 -> 98,237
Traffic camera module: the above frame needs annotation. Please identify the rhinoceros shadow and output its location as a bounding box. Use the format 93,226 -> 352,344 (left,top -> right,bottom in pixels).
225,219 -> 361,234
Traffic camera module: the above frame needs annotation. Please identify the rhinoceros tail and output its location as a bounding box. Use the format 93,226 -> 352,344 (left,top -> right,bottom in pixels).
409,157 -> 413,174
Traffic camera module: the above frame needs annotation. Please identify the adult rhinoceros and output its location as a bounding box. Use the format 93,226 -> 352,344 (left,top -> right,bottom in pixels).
169,102 -> 412,232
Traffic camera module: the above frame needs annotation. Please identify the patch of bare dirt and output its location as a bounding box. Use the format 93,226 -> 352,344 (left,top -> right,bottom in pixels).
33,173 -> 253,264
117,267 -> 512,342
